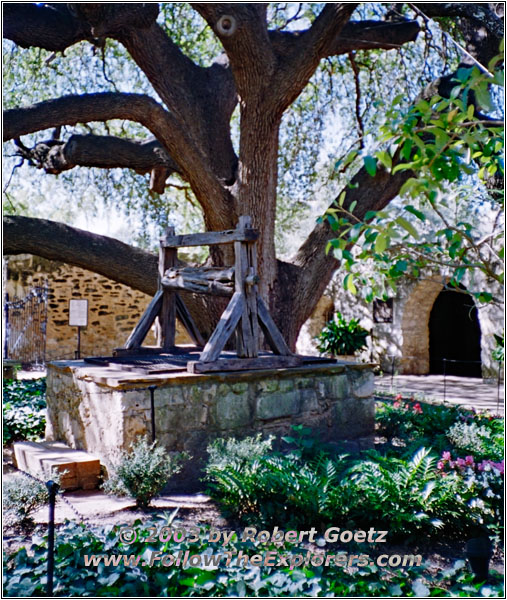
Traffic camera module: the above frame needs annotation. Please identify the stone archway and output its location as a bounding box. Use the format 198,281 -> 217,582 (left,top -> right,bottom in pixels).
400,279 -> 443,374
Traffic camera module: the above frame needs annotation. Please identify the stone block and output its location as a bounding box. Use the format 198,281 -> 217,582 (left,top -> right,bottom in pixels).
216,393 -> 251,428
351,372 -> 374,398
256,390 -> 300,420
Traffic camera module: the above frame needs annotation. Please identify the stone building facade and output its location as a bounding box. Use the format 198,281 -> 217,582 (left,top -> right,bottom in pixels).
297,272 -> 504,380
4,254 -> 190,362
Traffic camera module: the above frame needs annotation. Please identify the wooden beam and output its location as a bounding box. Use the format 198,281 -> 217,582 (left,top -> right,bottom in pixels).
175,294 -> 205,347
257,296 -> 292,356
158,227 -> 177,350
187,355 -> 302,373
234,215 -> 258,358
165,266 -> 235,282
161,228 -> 258,248
198,292 -> 244,363
161,275 -> 234,297
124,290 -> 163,350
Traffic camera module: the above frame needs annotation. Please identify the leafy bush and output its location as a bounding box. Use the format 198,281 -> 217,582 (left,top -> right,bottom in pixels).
437,451 -> 504,533
206,433 -> 274,472
3,519 -> 504,597
375,394 -> 468,448
206,433 -> 492,539
3,472 -> 58,525
447,421 -> 504,462
3,378 -> 46,445
316,312 -> 369,356
103,437 -> 188,508
342,448 -> 470,538
492,333 -> 504,364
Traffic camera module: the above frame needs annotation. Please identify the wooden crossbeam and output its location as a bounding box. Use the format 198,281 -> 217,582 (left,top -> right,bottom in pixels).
199,292 -> 245,363
121,216 -> 295,373
188,355 -> 302,374
124,290 -> 163,350
161,229 -> 258,248
162,267 -> 234,297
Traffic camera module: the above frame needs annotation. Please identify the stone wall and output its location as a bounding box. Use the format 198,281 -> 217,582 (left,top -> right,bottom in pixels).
46,361 -> 375,486
4,254 -> 190,361
297,271 -> 504,380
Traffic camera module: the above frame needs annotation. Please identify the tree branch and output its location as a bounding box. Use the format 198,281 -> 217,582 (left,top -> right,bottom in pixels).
412,3 -> 504,40
290,162 -> 413,326
323,19 -> 420,54
191,3 -> 275,92
3,215 -> 159,296
13,134 -> 181,194
273,3 -> 359,113
3,3 -> 93,51
3,92 -> 231,218
116,22 -> 238,186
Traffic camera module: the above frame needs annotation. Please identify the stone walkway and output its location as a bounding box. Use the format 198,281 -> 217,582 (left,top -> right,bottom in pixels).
376,374 -> 504,414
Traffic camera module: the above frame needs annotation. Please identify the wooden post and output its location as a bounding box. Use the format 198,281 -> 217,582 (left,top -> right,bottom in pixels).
235,216 -> 259,358
158,227 -> 176,350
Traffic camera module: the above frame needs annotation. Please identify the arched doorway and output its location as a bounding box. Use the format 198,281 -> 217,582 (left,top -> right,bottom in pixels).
429,289 -> 482,377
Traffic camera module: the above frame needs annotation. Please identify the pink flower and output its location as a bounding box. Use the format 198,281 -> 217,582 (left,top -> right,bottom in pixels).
449,460 -> 455,469
442,451 -> 451,461
393,401 -> 401,409
413,403 -> 423,414
437,461 -> 445,470
465,456 -> 475,466
456,458 -> 466,469
395,394 -> 403,401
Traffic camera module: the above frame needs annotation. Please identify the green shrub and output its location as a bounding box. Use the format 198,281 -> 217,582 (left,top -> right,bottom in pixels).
103,437 -> 188,508
206,432 -> 274,472
206,433 -> 497,539
492,333 -> 504,363
3,378 -> 46,445
316,312 -> 369,356
3,519 -> 504,597
376,397 -> 465,450
342,448 -> 471,538
3,472 -> 58,525
447,421 -> 503,462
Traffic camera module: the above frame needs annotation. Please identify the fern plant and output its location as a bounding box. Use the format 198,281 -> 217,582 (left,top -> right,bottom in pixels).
344,448 -> 468,537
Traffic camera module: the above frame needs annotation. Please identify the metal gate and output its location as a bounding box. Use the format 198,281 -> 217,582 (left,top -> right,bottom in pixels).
4,284 -> 49,366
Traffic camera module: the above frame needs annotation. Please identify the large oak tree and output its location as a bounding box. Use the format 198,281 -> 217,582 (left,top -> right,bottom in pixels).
3,3 -> 503,347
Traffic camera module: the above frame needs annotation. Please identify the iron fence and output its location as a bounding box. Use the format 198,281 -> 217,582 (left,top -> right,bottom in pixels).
4,284 -> 49,366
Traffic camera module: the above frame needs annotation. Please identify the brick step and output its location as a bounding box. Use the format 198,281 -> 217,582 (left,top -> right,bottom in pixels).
13,441 -> 101,490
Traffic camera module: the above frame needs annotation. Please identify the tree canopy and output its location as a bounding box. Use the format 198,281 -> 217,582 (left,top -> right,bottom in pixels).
3,3 -> 504,345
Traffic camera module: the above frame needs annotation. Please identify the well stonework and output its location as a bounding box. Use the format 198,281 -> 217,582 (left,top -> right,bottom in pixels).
46,361 -> 375,484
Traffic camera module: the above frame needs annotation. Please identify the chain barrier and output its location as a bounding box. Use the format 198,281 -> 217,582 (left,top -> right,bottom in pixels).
6,461 -> 104,595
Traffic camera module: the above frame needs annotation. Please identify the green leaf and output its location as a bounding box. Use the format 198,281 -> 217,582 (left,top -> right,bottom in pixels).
404,205 -> 426,221
363,155 -> 377,177
396,216 -> 420,239
375,233 -> 388,254
375,150 -> 392,170
344,274 -> 357,295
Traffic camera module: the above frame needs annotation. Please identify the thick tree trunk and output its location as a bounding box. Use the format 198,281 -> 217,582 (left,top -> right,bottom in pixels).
236,110 -> 280,303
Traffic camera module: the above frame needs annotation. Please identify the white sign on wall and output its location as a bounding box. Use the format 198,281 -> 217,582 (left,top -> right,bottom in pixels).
69,299 -> 88,327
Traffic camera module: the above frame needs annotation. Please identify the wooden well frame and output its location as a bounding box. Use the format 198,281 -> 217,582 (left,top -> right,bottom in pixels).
120,216 -> 299,373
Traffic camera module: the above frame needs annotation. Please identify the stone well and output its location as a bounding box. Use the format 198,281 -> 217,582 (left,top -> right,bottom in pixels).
46,360 -> 375,486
